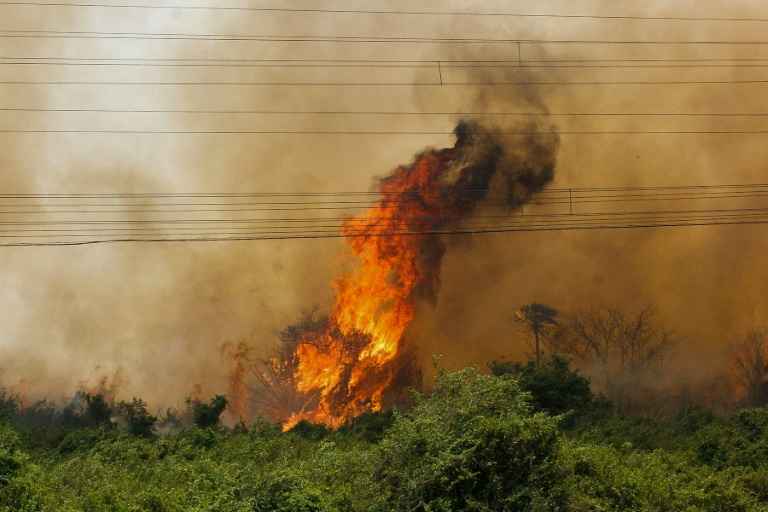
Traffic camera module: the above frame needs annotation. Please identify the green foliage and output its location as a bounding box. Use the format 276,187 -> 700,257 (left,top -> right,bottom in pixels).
115,398 -> 157,438
56,428 -> 107,455
692,408 -> 768,469
191,395 -> 228,429
2,393 -> 116,450
249,470 -> 337,512
0,367 -> 767,511
81,393 -> 113,428
374,368 -> 561,511
289,421 -> 330,441
0,425 -> 42,512
337,411 -> 394,442
558,442 -> 760,511
674,405 -> 717,434
0,393 -> 19,424
0,424 -> 21,454
178,426 -> 221,451
490,355 -> 593,415
248,417 -> 282,438
0,449 -> 21,486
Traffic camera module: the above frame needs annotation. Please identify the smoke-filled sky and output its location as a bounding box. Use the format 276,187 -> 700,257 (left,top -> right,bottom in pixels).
2,0 -> 768,407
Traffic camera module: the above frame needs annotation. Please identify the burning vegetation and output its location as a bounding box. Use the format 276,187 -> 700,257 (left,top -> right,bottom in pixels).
243,121 -> 560,429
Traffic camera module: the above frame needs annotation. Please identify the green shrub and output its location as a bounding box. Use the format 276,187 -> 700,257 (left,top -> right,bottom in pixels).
0,394 -> 19,424
375,368 -> 561,511
337,411 -> 394,442
191,396 -> 228,429
489,356 -> 593,415
56,428 -> 106,455
558,442 -> 760,511
288,421 -> 330,441
740,468 -> 768,502
3,374 -> 768,512
248,470 -> 336,512
81,393 -> 113,429
115,398 -> 157,438
692,407 -> 768,469
0,427 -> 42,512
0,425 -> 21,454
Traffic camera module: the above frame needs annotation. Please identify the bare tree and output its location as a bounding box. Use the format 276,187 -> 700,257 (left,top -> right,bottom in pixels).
731,329 -> 768,407
515,303 -> 559,366
554,307 -> 675,409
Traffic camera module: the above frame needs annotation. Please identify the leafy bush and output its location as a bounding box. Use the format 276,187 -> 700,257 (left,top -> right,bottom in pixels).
80,393 -> 113,428
693,408 -> 768,469
248,469 -> 336,512
489,356 -> 593,415
115,398 -> 157,438
0,393 -> 19,424
191,395 -> 228,429
288,421 -> 330,441
56,428 -> 107,455
374,368 -> 561,511
558,442 -> 760,511
0,424 -> 21,454
0,366 -> 767,511
337,411 -> 394,442
0,425 -> 42,512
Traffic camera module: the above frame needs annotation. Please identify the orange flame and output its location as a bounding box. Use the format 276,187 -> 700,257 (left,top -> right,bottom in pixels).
77,366 -> 125,403
284,146 -> 468,429
281,122 -> 557,429
221,341 -> 252,422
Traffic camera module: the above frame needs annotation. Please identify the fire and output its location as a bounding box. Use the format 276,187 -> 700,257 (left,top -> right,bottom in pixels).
221,341 -> 252,422
278,122 -> 557,429
283,151 -> 457,429
77,367 -> 125,403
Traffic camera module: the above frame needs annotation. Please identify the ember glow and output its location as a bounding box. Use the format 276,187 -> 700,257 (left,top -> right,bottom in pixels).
280,121 -> 558,429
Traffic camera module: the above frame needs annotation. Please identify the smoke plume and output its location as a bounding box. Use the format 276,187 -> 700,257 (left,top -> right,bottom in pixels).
261,121 -> 558,428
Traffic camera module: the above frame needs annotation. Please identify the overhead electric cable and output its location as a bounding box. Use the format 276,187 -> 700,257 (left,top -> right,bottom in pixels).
5,79 -> 768,87
9,108 -> 768,117
1,218 -> 767,246
6,30 -> 768,45
6,129 -> 768,135
2,2 -> 768,23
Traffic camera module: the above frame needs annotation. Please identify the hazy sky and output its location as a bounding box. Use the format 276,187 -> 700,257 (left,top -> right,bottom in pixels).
1,0 -> 768,407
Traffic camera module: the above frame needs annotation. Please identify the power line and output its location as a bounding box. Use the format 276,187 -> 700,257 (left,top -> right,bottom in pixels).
6,210 -> 762,232
0,212 -> 741,230
1,206 -> 766,225
5,129 -> 768,135
7,56 -> 768,65
6,30 -> 768,45
5,79 -> 768,87
5,212 -> 768,238
3,205 -> 768,246
0,191 -> 764,242
5,187 -> 766,201
0,205 -> 764,225
2,214 -> 765,239
1,190 -> 767,213
0,183 -> 762,198
7,108 -> 768,117
2,2 -> 768,23
7,58 -> 768,69
0,205 -> 766,225
1,219 -> 766,247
